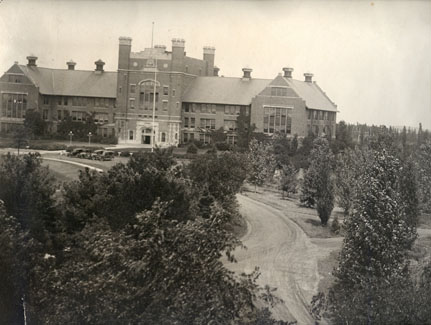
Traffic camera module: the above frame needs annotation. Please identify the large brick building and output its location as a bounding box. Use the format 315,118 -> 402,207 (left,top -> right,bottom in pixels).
0,37 -> 337,146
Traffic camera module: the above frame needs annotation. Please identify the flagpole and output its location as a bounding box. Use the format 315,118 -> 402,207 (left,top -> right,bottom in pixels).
152,58 -> 157,152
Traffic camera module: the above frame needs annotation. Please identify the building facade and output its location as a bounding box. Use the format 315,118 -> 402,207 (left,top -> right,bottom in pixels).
0,36 -> 338,145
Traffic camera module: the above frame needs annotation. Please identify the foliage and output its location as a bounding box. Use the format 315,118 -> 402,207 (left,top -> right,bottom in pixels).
327,149 -> 418,323
210,127 -> 227,144
24,110 -> 47,137
62,151 -> 192,231
300,138 -> 335,226
279,163 -> 297,198
330,216 -> 340,234
330,120 -> 354,154
187,143 -> 198,154
0,153 -> 58,243
29,202 -> 284,324
416,140 -> 431,213
188,152 -> 247,203
246,139 -> 276,192
334,148 -> 366,217
290,134 -> 315,170
12,126 -> 30,154
57,115 -> 97,141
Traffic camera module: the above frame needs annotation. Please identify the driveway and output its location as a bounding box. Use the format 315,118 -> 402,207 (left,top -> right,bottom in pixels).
227,194 -> 320,324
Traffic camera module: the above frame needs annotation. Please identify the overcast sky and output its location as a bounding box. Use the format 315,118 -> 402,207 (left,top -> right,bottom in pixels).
1,0 -> 430,130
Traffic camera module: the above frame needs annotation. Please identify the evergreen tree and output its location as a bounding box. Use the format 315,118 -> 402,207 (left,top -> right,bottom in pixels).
416,140 -> 431,213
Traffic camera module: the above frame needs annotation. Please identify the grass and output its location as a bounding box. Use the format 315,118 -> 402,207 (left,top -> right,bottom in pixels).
41,159 -> 84,184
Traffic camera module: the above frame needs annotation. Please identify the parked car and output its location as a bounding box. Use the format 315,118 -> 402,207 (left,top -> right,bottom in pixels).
67,148 -> 85,157
100,150 -> 116,161
77,149 -> 93,159
91,149 -> 105,160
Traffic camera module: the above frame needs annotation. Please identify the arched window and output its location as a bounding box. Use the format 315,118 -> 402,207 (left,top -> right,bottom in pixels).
138,79 -> 160,109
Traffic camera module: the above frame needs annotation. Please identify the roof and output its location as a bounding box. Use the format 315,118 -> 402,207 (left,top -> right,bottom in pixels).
182,76 -> 270,105
18,65 -> 117,98
286,78 -> 337,112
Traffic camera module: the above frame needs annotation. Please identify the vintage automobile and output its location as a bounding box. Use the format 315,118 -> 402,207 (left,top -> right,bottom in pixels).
91,150 -> 115,161
67,148 -> 85,157
77,149 -> 93,159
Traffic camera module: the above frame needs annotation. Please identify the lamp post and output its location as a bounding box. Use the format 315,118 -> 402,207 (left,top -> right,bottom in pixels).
88,132 -> 92,146
69,131 -> 73,146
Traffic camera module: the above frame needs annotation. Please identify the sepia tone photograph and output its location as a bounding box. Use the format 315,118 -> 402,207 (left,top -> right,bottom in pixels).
0,0 -> 430,323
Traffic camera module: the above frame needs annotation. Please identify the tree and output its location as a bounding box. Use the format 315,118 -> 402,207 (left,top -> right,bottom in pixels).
12,126 -> 30,154
279,163 -> 297,198
29,202 -> 285,324
0,154 -> 57,243
334,148 -> 366,217
24,110 -> 46,137
210,127 -> 227,144
331,121 -> 353,154
328,148 -> 417,323
246,139 -> 276,192
300,138 -> 335,226
416,140 -> 431,213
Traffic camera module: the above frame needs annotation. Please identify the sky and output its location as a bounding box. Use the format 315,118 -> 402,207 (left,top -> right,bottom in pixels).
1,0 -> 430,130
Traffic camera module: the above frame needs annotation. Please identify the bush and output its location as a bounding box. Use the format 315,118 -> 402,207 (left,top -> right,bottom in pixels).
331,216 -> 340,234
215,142 -> 232,151
28,143 -> 68,151
119,151 -> 131,157
187,143 -> 198,154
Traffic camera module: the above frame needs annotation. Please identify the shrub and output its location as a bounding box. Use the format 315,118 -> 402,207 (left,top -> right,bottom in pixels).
119,151 -> 131,157
187,143 -> 198,154
215,142 -> 232,151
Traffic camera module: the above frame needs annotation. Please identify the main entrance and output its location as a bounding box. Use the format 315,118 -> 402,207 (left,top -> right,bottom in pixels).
141,128 -> 152,145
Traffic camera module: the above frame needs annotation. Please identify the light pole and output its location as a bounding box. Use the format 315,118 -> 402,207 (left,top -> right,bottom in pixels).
69,131 -> 73,146
88,132 -> 92,146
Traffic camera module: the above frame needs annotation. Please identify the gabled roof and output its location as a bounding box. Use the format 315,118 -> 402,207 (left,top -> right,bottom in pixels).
182,76 -> 270,106
286,78 -> 337,112
17,65 -> 117,98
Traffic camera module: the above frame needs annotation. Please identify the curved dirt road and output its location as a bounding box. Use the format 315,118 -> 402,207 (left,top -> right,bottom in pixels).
227,194 -> 320,324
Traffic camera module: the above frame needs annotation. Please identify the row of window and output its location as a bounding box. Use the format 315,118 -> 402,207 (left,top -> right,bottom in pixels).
182,103 -> 247,116
42,96 -> 113,108
129,98 -> 176,111
270,87 -> 289,97
308,109 -> 336,121
183,117 -> 237,131
263,106 -> 292,134
182,133 -> 237,145
130,84 -> 176,97
308,124 -> 334,137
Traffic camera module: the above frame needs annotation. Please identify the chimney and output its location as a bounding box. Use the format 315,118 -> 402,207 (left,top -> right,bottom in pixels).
67,60 -> 76,70
26,55 -> 38,67
95,59 -> 105,73
242,67 -> 252,80
203,46 -> 215,76
214,66 -> 220,77
154,44 -> 166,53
283,67 -> 294,78
304,72 -> 314,83
171,38 -> 185,72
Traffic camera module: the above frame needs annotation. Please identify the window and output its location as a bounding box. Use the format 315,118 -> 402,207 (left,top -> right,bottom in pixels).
271,87 -> 288,97
72,97 -> 87,107
190,117 -> 195,128
43,109 -> 49,120
43,97 -> 49,105
200,118 -> 216,130
94,113 -> 109,124
130,84 -> 136,93
183,133 -> 189,143
57,110 -> 62,120
1,93 -> 28,118
64,97 -> 68,106
184,117 -> 189,128
129,98 -> 135,109
183,103 -> 189,113
176,102 -> 179,109
71,111 -> 84,121
211,105 -> 216,114
163,86 -> 169,96
263,106 -> 292,135
162,100 -> 168,111
308,110 -> 313,120
129,130 -> 134,140
227,135 -> 237,145
58,97 -> 62,105
224,120 -> 237,131
8,75 -> 22,83
199,133 -> 211,144
172,89 -> 176,97
161,132 -> 166,142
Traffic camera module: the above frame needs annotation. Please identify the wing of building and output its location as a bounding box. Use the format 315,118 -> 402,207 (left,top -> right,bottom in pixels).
0,38 -> 337,146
